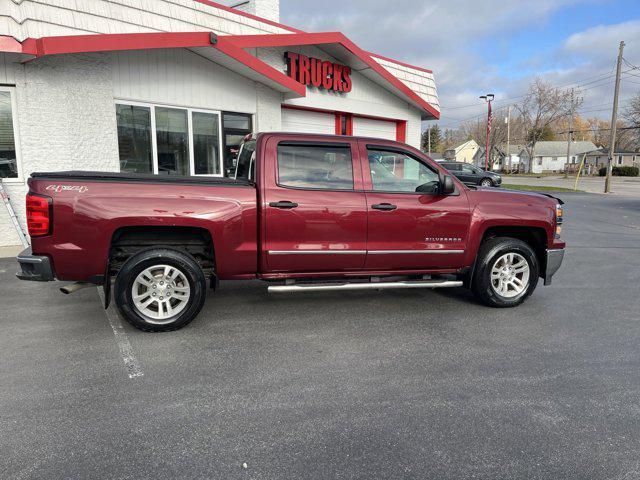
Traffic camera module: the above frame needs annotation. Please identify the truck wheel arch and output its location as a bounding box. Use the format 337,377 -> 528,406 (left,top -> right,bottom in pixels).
108,226 -> 216,280
464,225 -> 548,288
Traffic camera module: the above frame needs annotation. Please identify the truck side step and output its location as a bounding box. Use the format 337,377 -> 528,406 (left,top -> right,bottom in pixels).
268,279 -> 463,293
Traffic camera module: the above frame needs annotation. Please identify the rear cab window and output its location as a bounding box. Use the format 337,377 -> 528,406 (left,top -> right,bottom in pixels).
234,139 -> 256,182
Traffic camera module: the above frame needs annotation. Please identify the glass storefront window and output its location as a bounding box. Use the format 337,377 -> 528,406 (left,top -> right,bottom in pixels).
0,89 -> 19,179
155,107 -> 189,176
192,111 -> 221,175
116,104 -> 153,173
223,113 -> 251,130
115,102 -> 243,177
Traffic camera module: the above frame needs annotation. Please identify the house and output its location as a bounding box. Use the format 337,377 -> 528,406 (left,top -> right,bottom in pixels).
444,140 -> 479,163
582,148 -> 639,173
520,141 -> 598,174
493,145 -> 526,172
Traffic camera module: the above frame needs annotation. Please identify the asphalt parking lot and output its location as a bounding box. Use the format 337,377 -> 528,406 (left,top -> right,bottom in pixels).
1,192 -> 640,480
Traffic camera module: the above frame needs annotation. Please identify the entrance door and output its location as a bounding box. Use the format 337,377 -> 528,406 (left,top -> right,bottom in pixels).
262,136 -> 367,273
360,142 -> 471,270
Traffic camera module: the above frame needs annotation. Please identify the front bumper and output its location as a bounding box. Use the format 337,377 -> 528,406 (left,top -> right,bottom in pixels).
544,248 -> 565,286
16,247 -> 54,282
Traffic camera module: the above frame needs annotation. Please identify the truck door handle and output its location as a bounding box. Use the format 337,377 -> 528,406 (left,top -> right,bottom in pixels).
372,203 -> 397,211
269,201 -> 299,209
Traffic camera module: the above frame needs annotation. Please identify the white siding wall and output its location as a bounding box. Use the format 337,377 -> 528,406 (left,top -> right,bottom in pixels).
371,55 -> 439,113
111,49 -> 259,114
1,0 -> 291,41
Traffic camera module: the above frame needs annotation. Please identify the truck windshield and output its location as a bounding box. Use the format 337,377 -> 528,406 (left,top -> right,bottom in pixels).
234,140 -> 256,182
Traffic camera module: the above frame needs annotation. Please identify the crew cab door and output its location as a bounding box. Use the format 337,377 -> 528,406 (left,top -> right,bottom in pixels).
360,141 -> 471,270
261,136 -> 367,273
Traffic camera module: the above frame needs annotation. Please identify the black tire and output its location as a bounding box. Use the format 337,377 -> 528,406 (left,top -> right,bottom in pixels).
471,237 -> 539,308
114,248 -> 207,332
480,178 -> 494,187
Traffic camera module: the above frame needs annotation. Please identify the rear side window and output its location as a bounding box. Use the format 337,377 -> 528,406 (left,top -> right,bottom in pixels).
277,144 -> 354,190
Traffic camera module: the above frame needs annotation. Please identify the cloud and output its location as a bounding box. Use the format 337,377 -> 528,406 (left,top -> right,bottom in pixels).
280,0 -> 640,128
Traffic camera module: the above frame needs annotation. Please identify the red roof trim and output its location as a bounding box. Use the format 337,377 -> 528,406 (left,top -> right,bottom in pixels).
30,31 -> 214,56
228,32 -> 440,119
0,35 -> 25,54
367,51 -> 433,75
215,37 -> 306,96
0,30 -> 438,119
193,0 -> 304,33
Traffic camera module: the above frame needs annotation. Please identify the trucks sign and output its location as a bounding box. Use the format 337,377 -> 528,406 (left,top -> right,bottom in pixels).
285,52 -> 352,93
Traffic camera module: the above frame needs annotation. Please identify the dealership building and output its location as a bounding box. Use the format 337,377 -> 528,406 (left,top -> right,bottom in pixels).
0,0 -> 440,247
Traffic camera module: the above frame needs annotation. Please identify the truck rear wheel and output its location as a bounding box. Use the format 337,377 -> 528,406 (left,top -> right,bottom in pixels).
471,237 -> 539,308
114,248 -> 207,332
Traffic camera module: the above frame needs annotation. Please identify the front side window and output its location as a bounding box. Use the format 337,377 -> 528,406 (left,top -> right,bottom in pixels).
368,148 -> 439,194
277,144 -> 354,190
0,89 -> 19,179
116,102 -> 225,176
461,164 -> 477,174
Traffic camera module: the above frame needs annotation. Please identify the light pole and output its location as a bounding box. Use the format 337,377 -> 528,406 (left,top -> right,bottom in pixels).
479,94 -> 494,170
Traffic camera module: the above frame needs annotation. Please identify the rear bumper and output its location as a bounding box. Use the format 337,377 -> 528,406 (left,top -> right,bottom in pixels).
16,247 -> 54,282
544,248 -> 565,286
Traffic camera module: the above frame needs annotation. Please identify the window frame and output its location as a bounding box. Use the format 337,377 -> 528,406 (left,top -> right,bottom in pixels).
275,141 -> 356,192
0,86 -> 23,184
116,100 -> 225,177
365,145 -> 442,195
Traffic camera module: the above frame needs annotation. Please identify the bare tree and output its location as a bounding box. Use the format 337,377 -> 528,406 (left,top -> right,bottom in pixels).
623,90 -> 640,149
514,78 -> 583,172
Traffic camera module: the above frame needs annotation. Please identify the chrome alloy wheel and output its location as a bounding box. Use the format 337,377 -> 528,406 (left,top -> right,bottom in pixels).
490,252 -> 530,298
481,179 -> 493,187
131,265 -> 191,324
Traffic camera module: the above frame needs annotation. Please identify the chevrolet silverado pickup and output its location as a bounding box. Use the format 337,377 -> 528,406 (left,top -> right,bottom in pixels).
17,133 -> 565,332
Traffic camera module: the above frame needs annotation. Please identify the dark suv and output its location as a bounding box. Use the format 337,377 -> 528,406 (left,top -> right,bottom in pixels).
440,162 -> 502,187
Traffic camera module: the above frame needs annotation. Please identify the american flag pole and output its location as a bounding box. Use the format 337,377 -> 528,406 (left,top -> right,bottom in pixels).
485,100 -> 492,170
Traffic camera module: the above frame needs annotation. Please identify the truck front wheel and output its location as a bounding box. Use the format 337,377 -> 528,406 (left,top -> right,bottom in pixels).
114,248 -> 207,332
471,237 -> 539,308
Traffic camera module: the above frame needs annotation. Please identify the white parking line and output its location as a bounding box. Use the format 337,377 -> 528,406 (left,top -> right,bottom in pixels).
97,288 -> 144,379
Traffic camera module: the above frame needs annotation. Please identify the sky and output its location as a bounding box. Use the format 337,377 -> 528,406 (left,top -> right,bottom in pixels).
279,0 -> 640,130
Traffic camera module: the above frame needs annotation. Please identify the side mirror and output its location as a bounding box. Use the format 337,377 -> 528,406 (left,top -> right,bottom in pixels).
441,175 -> 455,195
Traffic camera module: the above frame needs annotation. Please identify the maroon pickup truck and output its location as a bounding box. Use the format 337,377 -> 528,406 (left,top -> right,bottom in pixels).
17,133 -> 565,332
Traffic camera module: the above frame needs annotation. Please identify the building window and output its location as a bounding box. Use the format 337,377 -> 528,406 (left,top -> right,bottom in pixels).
116,104 -> 153,173
116,101 -> 224,176
222,112 -> 253,176
0,87 -> 21,181
618,155 -> 623,165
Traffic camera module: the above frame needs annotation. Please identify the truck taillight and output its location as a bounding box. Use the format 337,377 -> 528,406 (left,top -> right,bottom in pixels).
26,193 -> 52,237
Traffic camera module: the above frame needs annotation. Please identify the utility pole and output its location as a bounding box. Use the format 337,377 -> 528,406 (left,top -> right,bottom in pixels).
506,106 -> 511,173
565,88 -> 574,179
428,125 -> 432,156
605,41 -> 625,193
